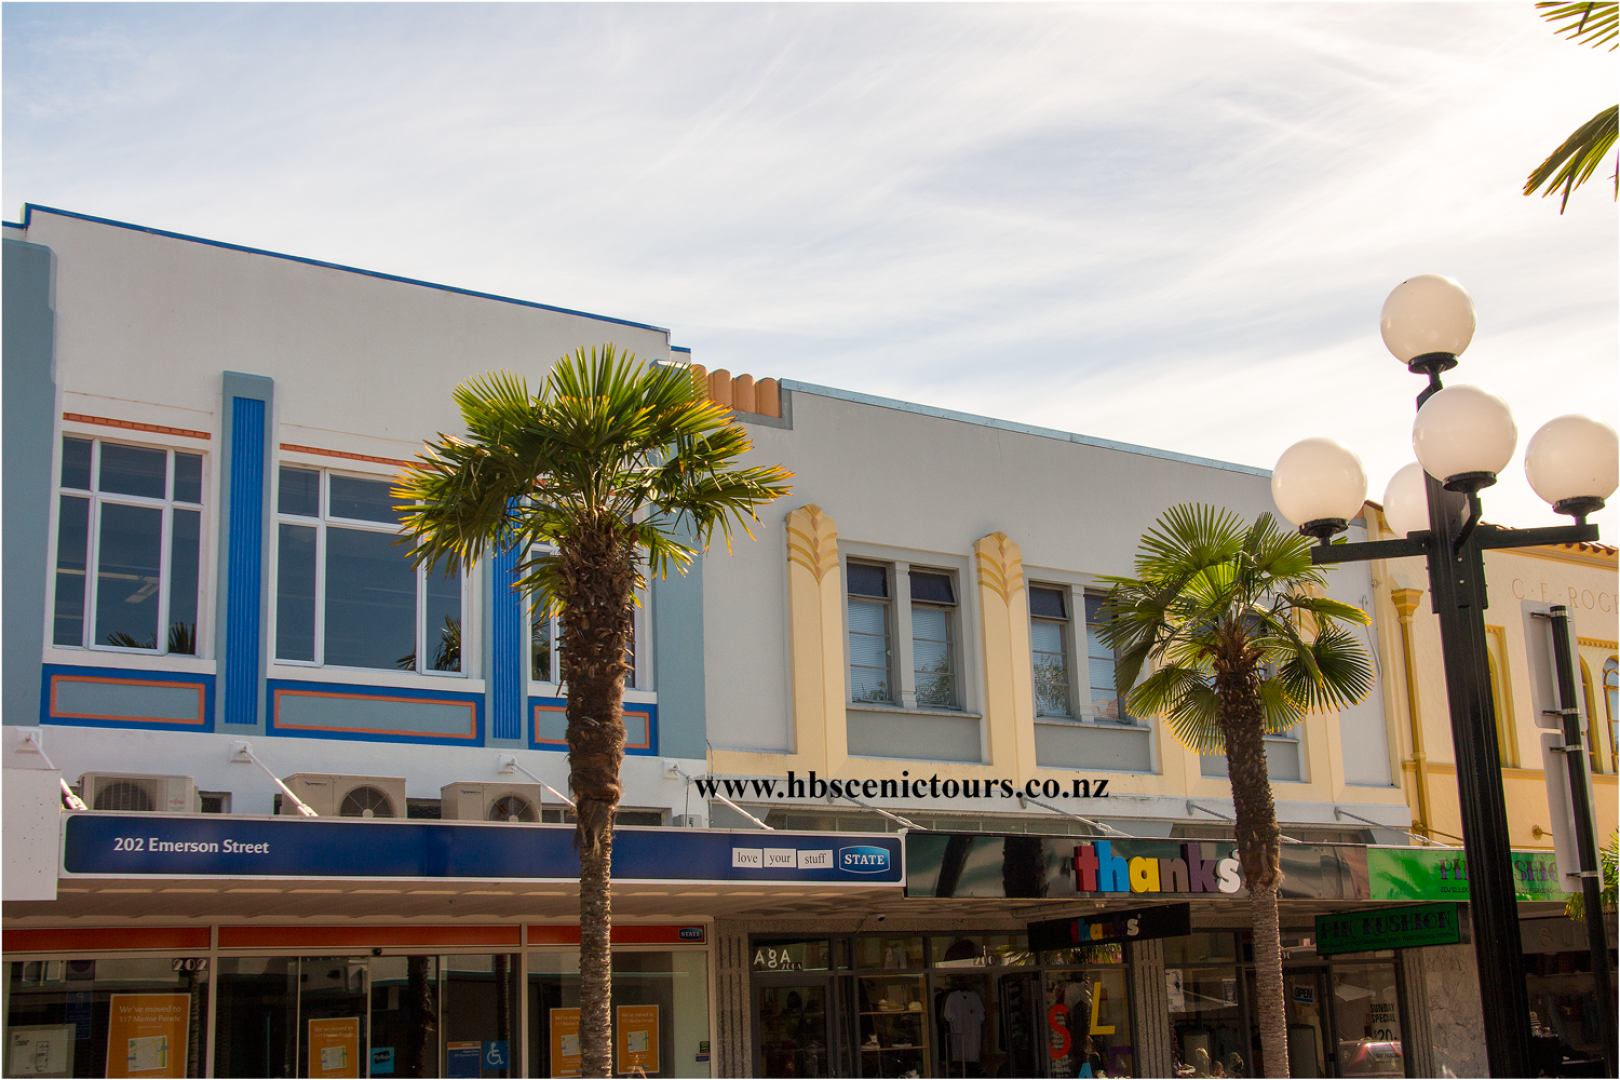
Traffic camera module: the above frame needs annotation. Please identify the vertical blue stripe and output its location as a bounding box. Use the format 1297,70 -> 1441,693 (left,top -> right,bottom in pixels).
223,397 -> 265,728
490,543 -> 523,741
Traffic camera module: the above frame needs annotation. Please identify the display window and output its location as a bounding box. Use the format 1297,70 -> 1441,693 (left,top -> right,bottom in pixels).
525,948 -> 710,1079
6,957 -> 209,1079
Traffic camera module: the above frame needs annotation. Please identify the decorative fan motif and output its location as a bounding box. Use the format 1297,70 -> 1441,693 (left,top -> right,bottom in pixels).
339,786 -> 395,818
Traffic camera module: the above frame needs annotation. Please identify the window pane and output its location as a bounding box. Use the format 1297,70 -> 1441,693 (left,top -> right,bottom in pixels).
913,605 -> 955,708
424,569 -> 462,673
1030,586 -> 1066,619
96,503 -> 163,649
61,437 -> 92,490
1032,619 -> 1070,717
275,524 -> 317,661
325,526 -> 415,669
168,509 -> 201,655
53,495 -> 90,646
278,466 -> 320,517
329,474 -> 402,523
174,453 -> 203,504
847,563 -> 888,598
910,571 -> 955,605
99,443 -> 167,499
532,601 -> 555,682
849,597 -> 891,703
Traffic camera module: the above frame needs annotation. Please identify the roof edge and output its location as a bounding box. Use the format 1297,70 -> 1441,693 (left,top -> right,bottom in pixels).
14,204 -> 672,337
780,379 -> 1271,478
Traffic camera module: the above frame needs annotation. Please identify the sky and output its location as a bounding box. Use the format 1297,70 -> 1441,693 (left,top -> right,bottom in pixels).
5,3 -> 1617,533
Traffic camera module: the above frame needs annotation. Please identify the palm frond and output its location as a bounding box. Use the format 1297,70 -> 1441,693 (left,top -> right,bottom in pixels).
1525,104 -> 1619,212
1537,1 -> 1618,50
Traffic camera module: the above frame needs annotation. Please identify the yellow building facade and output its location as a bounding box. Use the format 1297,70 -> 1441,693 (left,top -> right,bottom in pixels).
1362,503 -> 1620,852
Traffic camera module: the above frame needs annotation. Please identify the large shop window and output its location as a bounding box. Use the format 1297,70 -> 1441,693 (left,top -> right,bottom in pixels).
527,949 -> 710,1078
53,437 -> 204,654
6,957 -> 210,1078
274,467 -> 463,674
752,933 -> 1124,1079
214,953 -> 518,1078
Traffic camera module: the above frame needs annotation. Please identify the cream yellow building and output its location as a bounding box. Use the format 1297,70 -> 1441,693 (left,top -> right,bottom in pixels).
1362,502 -> 1619,852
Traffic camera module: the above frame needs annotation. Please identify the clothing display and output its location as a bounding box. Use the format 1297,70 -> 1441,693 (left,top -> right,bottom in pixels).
940,989 -> 986,1063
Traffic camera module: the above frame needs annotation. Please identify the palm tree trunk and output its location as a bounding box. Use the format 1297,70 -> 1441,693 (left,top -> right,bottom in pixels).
1217,653 -> 1290,1078
559,523 -> 636,1078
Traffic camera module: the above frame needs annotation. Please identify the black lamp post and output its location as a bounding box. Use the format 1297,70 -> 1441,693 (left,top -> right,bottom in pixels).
1270,275 -> 1619,1078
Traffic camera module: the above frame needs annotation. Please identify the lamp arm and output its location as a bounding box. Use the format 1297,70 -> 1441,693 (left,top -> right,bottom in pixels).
1310,535 -> 1430,565
1473,522 -> 1601,550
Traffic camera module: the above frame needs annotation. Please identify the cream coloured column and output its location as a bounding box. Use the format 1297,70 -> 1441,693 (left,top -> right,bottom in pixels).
974,532 -> 1037,776
785,505 -> 847,775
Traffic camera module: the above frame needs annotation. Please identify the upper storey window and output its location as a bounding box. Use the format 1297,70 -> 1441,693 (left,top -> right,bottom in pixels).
847,562 -> 893,704
53,437 -> 203,655
1030,585 -> 1073,717
274,466 -> 463,675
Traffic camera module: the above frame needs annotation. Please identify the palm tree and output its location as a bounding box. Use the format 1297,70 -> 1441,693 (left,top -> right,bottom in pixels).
395,346 -> 793,1077
1524,1 -> 1617,212
1098,505 -> 1374,1079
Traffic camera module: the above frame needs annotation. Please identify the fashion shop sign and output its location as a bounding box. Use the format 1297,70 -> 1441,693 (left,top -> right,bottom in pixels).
905,833 -> 1371,900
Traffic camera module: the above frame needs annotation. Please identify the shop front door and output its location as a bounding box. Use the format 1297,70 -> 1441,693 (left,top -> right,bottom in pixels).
756,977 -> 837,1078
1245,968 -> 1333,1078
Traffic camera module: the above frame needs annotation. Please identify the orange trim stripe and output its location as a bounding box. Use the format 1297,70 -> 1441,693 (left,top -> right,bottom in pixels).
219,925 -> 519,949
525,925 -> 704,945
64,413 -> 211,441
533,703 -> 650,749
280,443 -> 415,469
49,674 -> 207,726
273,688 -> 478,740
4,927 -> 209,953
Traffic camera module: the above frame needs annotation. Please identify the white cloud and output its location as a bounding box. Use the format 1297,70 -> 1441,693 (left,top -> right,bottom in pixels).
5,3 -> 1614,529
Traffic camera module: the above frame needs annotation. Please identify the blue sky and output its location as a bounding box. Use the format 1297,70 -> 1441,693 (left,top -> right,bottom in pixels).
5,3 -> 1616,531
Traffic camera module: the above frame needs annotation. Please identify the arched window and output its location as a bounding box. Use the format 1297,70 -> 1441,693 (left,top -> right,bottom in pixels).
1605,657 -> 1618,774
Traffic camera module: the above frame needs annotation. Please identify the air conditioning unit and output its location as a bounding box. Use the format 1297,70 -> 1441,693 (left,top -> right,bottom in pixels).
77,773 -> 197,814
278,774 -> 407,819
440,782 -> 551,823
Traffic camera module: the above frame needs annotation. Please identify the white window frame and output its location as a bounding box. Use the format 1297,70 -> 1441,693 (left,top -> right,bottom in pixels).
525,543 -> 654,702
841,546 -> 978,714
907,565 -> 962,711
270,464 -> 468,678
1028,582 -> 1076,718
49,434 -> 209,659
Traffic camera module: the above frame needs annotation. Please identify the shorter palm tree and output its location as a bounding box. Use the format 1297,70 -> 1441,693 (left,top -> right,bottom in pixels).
1099,505 -> 1374,1079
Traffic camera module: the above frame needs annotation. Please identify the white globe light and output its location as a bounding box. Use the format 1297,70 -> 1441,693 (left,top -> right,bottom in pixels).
1524,414 -> 1619,509
1271,437 -> 1369,528
1382,463 -> 1430,538
1412,385 -> 1517,485
1380,275 -> 1477,364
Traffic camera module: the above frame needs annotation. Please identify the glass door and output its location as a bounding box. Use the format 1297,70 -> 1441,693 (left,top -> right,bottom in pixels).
297,957 -> 368,1079
756,977 -> 835,1078
1244,968 -> 1331,1078
1329,967 -> 1404,1078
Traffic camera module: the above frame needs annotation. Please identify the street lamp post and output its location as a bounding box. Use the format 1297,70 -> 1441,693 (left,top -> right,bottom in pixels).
1270,275 -> 1620,1078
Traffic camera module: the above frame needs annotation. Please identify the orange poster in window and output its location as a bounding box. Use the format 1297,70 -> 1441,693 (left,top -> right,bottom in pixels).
104,993 -> 189,1078
549,1008 -> 582,1078
306,1017 -> 360,1079
615,1005 -> 660,1075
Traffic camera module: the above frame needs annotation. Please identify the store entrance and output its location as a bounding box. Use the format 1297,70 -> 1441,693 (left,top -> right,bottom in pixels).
1239,965 -> 1403,1079
755,976 -> 839,1078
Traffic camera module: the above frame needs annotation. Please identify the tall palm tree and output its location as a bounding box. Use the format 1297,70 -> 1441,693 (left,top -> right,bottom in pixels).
1524,1 -> 1617,212
1098,505 -> 1374,1079
395,347 -> 793,1077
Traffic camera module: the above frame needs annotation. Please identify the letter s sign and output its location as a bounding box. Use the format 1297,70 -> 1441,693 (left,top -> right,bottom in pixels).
1047,1004 -> 1070,1060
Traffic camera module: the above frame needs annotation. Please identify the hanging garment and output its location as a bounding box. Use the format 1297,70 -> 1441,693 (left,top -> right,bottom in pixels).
942,989 -> 987,1064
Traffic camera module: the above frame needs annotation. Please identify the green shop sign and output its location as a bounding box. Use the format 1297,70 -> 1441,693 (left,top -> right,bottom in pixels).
1315,903 -> 1465,955
1366,848 -> 1571,903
